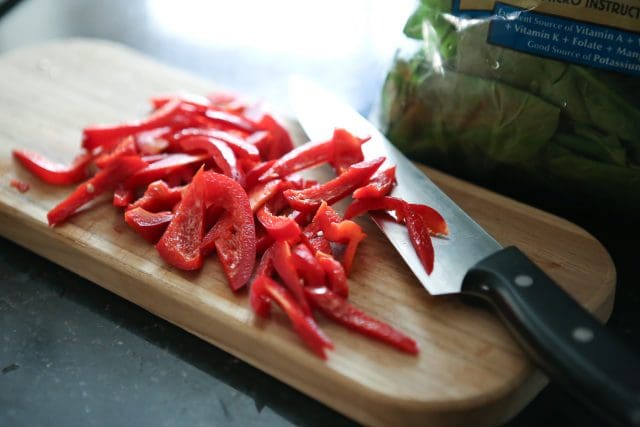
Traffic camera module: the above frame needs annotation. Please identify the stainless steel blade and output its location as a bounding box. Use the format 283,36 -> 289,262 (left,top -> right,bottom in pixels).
288,76 -> 501,295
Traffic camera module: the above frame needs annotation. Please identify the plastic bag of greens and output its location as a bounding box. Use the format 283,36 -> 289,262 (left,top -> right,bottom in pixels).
378,0 -> 640,216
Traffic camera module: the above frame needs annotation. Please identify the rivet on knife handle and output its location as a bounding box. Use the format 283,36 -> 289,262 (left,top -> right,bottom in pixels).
462,246 -> 640,427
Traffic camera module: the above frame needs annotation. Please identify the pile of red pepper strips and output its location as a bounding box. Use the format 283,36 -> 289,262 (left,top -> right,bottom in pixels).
12,92 -> 448,359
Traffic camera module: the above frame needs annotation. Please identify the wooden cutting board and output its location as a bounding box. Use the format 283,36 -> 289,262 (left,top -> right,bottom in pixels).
0,39 -> 616,427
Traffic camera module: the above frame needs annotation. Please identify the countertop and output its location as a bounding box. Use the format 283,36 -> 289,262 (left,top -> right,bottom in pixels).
0,1 -> 638,426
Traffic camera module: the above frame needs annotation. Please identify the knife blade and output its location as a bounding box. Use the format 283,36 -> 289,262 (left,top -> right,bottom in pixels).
289,76 -> 640,427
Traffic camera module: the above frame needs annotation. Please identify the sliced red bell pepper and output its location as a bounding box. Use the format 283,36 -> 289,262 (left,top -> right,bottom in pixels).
323,219 -> 366,276
124,153 -> 207,190
352,165 -> 396,199
248,179 -> 284,213
113,186 -> 134,207
252,113 -> 294,160
245,130 -> 272,158
13,149 -> 92,186
272,240 -> 312,315
200,171 -> 256,290
315,251 -> 348,298
256,194 -> 301,242
128,180 -> 184,213
155,167 -> 207,270
124,207 -> 174,243
47,155 -> 148,226
204,109 -> 255,133
178,135 -> 241,183
404,203 -> 435,275
150,94 -> 211,110
291,244 -> 325,289
283,157 -> 384,213
94,136 -> 138,169
243,160 -> 275,191
174,128 -> 260,162
344,195 -> 406,222
329,128 -> 368,174
82,99 -> 184,151
406,202 -> 448,236
254,223 -> 275,255
300,201 -> 342,254
258,138 -> 333,182
305,287 -> 418,355
134,126 -> 172,155
251,274 -> 332,359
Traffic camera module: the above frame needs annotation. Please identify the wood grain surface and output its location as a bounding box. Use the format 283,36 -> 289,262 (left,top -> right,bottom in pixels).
0,39 -> 616,427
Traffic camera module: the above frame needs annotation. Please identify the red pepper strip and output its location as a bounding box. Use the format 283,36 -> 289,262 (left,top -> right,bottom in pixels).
245,130 -> 272,158
323,220 -> 366,276
248,245 -> 276,317
13,149 -> 92,186
352,166 -> 396,199
291,244 -> 325,288
329,128 -> 368,175
252,275 -> 332,359
283,157 -> 385,213
94,136 -> 138,169
406,203 -> 448,236
113,186 -> 134,207
82,99 -> 183,151
150,94 -> 211,110
124,153 -> 208,190
156,167 -> 207,270
201,171 -> 256,290
253,113 -> 295,160
256,194 -> 301,242
204,109 -> 255,133
248,179 -> 282,213
315,251 -> 349,298
255,226 -> 275,255
301,201 -> 342,254
344,196 -> 406,222
178,135 -> 242,183
404,203 -> 435,275
135,127 -> 172,155
272,241 -> 312,316
124,207 -> 174,243
305,287 -> 419,355
258,138 -> 333,182
243,160 -> 275,191
10,179 -> 30,193
47,155 -> 148,226
128,180 -> 183,213
174,128 -> 260,162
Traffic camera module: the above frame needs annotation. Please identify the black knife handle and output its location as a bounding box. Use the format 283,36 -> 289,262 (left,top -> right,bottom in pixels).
462,246 -> 640,426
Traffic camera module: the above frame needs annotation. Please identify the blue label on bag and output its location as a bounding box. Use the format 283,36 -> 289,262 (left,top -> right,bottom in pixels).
488,3 -> 640,76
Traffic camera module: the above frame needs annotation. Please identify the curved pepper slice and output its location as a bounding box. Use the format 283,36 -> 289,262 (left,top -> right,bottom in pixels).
329,128 -> 368,174
305,287 -> 418,355
125,153 -> 208,190
344,196 -> 406,222
283,157 -> 384,213
352,166 -> 396,199
174,128 -> 260,162
323,219 -> 366,276
252,113 -> 294,160
291,244 -> 325,289
124,207 -> 174,243
155,167 -> 207,270
128,180 -> 184,213
178,135 -> 242,183
315,251 -> 349,298
251,274 -> 332,359
94,136 -> 138,169
256,194 -> 301,242
301,201 -> 342,254
13,149 -> 92,186
82,99 -> 184,151
404,203 -> 435,275
200,171 -> 256,290
406,203 -> 448,236
258,138 -> 333,182
47,155 -> 148,226
272,240 -> 311,315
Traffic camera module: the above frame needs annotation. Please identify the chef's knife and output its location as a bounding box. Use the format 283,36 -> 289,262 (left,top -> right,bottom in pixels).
289,76 -> 640,426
